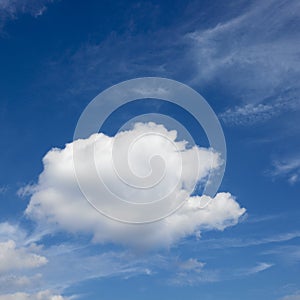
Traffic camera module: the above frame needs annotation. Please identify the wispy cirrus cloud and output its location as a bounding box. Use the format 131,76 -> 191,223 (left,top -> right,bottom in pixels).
0,0 -> 55,31
262,245 -> 300,265
269,157 -> 300,184
219,93 -> 300,126
169,260 -> 274,285
219,103 -> 276,125
197,231 -> 300,249
168,258 -> 218,286
240,262 -> 273,276
45,0 -> 300,128
186,0 -> 300,123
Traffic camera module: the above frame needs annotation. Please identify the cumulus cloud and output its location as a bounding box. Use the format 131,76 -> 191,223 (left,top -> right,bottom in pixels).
0,240 -> 47,273
24,123 -> 245,249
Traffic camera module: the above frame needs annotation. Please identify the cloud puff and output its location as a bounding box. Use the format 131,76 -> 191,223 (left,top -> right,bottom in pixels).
25,123 -> 245,249
0,240 -> 47,273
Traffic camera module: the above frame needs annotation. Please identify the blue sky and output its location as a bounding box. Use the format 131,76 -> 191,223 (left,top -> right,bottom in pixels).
0,0 -> 300,299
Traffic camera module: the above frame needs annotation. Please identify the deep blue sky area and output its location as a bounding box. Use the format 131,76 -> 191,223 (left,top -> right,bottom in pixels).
0,1 -> 300,299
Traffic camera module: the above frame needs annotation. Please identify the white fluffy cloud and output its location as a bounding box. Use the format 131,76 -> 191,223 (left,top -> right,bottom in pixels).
25,123 -> 245,248
0,240 -> 47,273
0,290 -> 71,300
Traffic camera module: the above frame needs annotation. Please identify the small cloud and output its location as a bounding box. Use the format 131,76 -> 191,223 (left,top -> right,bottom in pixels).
269,157 -> 300,185
242,262 -> 273,275
0,240 -> 48,273
169,258 -> 218,286
219,93 -> 300,126
0,186 -> 8,195
177,258 -> 205,272
219,103 -> 276,126
288,174 -> 299,185
17,184 -> 36,198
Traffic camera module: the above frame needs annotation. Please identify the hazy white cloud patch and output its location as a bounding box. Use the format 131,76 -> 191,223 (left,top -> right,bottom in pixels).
0,0 -> 54,30
219,103 -> 276,125
0,222 -> 48,294
24,122 -> 245,249
37,246 -> 157,285
0,274 -> 43,294
0,186 -> 8,195
187,0 -> 300,122
219,93 -> 300,125
198,231 -> 300,250
0,222 -> 25,242
0,0 -> 53,17
280,291 -> 300,300
0,290 -> 74,300
262,245 -> 300,265
0,240 -> 47,273
241,262 -> 273,275
167,258 -> 274,285
0,222 -> 50,295
168,258 -> 219,285
270,157 -> 300,184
